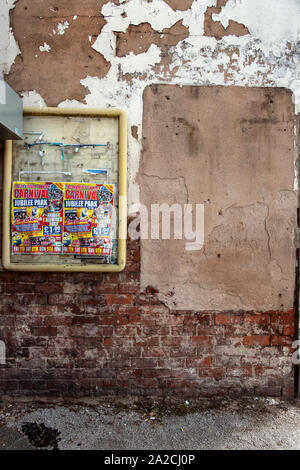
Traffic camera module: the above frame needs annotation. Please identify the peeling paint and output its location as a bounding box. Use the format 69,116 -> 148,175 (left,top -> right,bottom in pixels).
121,44 -> 162,74
1,0 -> 300,225
20,90 -> 46,107
139,85 -> 297,311
213,0 -> 300,56
39,42 -> 51,52
56,21 -> 69,35
163,0 -> 194,11
0,0 -> 299,315
0,0 -> 19,76
115,20 -> 189,57
68,0 -> 300,207
4,1 -> 111,105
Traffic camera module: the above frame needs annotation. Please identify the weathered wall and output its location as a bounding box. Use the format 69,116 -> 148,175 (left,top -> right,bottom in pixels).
0,231 -> 296,398
2,0 -> 300,205
140,85 -> 298,311
0,0 -> 299,397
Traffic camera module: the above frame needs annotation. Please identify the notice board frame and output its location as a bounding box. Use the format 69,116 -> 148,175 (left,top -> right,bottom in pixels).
2,107 -> 127,272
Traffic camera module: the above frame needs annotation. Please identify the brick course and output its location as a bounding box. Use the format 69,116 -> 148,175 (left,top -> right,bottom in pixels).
0,228 -> 296,398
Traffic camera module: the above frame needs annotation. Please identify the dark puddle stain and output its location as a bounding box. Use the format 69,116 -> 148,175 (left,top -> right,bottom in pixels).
21,422 -> 61,450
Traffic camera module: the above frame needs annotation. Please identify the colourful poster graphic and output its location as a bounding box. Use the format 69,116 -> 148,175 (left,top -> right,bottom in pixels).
63,183 -> 114,256
12,182 -> 64,254
12,182 -> 114,257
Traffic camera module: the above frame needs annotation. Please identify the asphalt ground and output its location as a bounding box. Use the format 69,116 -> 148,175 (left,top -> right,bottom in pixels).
0,396 -> 300,450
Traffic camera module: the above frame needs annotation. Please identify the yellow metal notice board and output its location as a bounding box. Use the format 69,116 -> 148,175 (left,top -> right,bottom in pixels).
2,107 -> 127,272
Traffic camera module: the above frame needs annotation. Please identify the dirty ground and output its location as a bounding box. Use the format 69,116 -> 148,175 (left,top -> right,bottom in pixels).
0,397 -> 300,450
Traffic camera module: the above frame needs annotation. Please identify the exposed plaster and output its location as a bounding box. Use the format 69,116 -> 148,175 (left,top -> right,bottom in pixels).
1,0 -> 300,206
0,0 -> 19,77
4,1 -> 111,105
78,0 -> 300,205
115,20 -> 189,57
0,0 -> 298,314
163,0 -> 194,11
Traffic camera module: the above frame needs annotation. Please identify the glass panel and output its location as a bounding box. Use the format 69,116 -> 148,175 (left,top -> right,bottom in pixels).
11,114 -> 119,265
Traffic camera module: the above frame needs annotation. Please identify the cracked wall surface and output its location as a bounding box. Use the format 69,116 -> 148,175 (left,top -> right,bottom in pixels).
1,0 -> 300,207
0,0 -> 299,313
0,0 -> 299,400
140,85 -> 298,311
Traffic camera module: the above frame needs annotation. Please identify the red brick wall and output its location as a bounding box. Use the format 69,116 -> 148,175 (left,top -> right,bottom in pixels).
0,225 -> 296,397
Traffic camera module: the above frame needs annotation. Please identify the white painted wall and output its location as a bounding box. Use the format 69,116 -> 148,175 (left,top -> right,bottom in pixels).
0,0 -> 299,205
